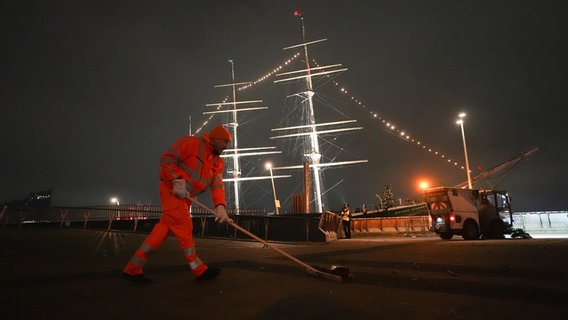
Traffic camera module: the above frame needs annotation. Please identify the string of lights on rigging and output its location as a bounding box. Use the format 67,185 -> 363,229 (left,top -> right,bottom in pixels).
191,53 -> 464,171
191,53 -> 301,135
311,58 -> 466,171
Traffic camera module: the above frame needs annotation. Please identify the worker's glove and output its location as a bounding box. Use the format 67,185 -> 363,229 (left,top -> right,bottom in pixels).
172,179 -> 189,199
214,205 -> 233,224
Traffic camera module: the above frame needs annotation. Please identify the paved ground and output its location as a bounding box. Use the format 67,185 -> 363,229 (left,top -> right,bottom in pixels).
1,227 -> 567,319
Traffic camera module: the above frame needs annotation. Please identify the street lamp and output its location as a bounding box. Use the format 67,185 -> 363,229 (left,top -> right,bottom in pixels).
456,113 -> 473,189
265,162 -> 280,215
110,197 -> 120,220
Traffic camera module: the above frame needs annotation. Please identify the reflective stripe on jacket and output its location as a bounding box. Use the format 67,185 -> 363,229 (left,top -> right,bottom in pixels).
160,134 -> 226,207
341,209 -> 350,221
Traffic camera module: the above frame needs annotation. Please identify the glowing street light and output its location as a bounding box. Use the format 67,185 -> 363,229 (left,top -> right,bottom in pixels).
265,162 -> 280,215
456,113 -> 473,189
110,197 -> 121,221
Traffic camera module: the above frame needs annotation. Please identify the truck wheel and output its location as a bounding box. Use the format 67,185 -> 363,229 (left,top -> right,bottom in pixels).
462,220 -> 480,240
439,232 -> 453,240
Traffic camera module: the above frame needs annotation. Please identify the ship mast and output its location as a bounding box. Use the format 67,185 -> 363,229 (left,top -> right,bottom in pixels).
205,60 -> 288,213
272,13 -> 367,213
228,61 -> 241,210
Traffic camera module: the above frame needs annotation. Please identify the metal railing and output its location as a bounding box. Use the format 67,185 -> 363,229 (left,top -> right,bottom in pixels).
0,205 -> 326,242
3,205 -> 566,239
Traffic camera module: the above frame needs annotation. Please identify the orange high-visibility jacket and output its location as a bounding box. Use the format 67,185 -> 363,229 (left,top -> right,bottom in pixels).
160,134 -> 226,207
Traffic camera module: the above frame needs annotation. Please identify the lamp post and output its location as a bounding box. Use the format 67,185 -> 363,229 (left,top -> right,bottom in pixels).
456,113 -> 473,189
110,197 -> 120,221
265,162 -> 280,215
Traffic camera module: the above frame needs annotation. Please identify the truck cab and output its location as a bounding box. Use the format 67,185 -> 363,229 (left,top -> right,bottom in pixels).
424,186 -> 513,240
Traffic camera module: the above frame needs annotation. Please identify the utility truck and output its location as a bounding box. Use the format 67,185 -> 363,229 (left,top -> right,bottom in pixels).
424,186 -> 519,240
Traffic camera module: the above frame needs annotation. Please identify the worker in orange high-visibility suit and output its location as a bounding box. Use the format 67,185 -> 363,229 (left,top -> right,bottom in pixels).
122,124 -> 234,284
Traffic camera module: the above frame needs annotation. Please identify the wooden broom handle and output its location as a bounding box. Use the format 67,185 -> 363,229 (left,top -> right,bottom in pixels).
189,197 -> 318,273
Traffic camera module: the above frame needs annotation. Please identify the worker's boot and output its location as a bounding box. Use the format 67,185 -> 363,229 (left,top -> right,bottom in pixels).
122,272 -> 153,285
196,267 -> 221,281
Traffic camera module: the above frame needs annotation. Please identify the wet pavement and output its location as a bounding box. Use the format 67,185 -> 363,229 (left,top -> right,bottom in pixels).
1,227 -> 567,319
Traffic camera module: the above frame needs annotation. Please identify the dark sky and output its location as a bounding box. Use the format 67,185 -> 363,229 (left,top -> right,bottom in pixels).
2,0 -> 567,212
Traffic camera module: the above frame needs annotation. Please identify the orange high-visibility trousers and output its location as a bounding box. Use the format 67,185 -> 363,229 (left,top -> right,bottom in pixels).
122,181 -> 208,278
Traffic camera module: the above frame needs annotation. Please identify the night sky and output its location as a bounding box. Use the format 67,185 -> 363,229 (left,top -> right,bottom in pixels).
2,1 -> 567,212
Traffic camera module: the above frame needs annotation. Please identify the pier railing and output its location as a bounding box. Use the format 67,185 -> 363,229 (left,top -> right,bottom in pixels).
2,205 -> 566,240
0,205 -> 327,242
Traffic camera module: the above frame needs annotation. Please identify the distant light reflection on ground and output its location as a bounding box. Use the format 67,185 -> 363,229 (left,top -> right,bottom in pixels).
528,233 -> 568,239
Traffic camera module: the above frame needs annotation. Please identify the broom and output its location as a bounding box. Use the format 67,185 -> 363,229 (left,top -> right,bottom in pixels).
189,197 -> 352,282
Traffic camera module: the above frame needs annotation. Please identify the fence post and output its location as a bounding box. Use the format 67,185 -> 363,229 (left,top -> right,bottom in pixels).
59,209 -> 69,228
18,210 -> 25,228
107,209 -> 117,231
133,215 -> 139,233
200,217 -> 206,237
83,210 -> 90,229
0,205 -> 7,227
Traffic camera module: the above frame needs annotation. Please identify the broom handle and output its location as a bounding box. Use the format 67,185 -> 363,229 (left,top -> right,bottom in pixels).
189,197 -> 319,273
